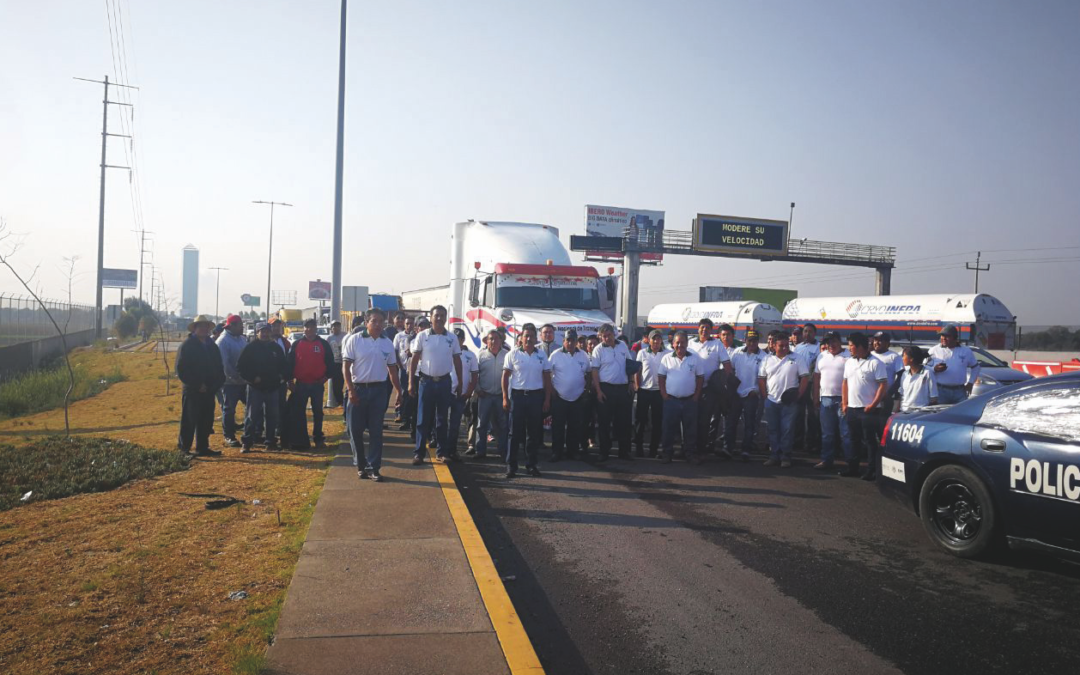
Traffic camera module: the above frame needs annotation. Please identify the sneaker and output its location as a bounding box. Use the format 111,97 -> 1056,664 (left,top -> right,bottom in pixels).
504,469 -> 516,479
241,444 -> 252,454
780,460 -> 792,469
528,467 -> 542,477
358,469 -> 370,480
195,448 -> 222,457
763,459 -> 779,467
266,441 -> 280,452
369,471 -> 382,482
464,449 -> 478,458
224,437 -> 241,448
813,461 -> 834,471
412,457 -> 424,465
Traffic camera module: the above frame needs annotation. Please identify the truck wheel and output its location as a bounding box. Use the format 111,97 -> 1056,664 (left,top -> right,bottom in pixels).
918,464 -> 998,559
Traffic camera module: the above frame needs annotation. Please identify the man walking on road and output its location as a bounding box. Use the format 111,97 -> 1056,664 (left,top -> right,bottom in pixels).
658,330 -> 705,464
238,322 -> 289,452
634,329 -> 669,458
286,318 -> 335,450
176,315 -> 226,457
548,328 -> 590,461
591,323 -> 633,462
758,332 -> 809,468
343,309 -> 402,481
215,314 -> 248,448
467,329 -> 509,459
410,306 -> 463,464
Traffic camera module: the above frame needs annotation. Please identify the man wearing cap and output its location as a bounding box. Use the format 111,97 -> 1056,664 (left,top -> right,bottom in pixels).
175,315 -> 226,457
285,318 -> 335,449
447,328 -> 479,458
726,329 -> 766,461
633,329 -> 669,458
812,331 -> 852,470
871,331 -> 904,406
216,314 -> 248,448
548,328 -> 590,461
658,330 -> 706,463
409,306 -> 464,464
342,308 -> 402,481
238,322 -> 290,452
928,325 -> 980,404
689,318 -> 733,459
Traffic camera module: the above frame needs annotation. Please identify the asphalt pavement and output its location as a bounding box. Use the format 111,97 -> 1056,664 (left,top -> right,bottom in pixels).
452,447 -> 1080,675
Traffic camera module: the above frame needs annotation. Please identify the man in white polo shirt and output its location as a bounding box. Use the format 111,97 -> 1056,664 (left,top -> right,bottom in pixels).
726,329 -> 765,462
842,332 -> 889,480
757,332 -> 809,468
812,331 -> 852,471
548,328 -> 590,462
927,324 -> 981,404
409,305 -> 463,465
342,308 -> 402,482
689,318 -> 733,459
447,328 -> 479,458
502,323 -> 552,478
591,324 -> 633,462
634,329 -> 669,458
658,330 -> 706,464
871,331 -> 904,405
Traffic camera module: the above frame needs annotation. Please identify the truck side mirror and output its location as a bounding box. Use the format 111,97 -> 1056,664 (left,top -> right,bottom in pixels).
469,278 -> 480,307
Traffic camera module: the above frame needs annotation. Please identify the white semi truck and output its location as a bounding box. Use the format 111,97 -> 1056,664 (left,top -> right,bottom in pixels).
781,293 -> 1017,349
402,220 -> 613,351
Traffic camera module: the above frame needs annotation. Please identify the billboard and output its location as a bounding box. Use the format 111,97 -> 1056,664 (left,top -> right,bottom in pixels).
699,286 -> 798,310
308,280 -> 332,301
584,204 -> 665,263
241,293 -> 261,307
102,268 -> 137,289
342,286 -> 370,313
692,214 -> 788,256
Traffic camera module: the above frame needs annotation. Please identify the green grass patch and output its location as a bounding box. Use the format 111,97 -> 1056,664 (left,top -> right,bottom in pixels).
0,436 -> 190,511
0,359 -> 125,419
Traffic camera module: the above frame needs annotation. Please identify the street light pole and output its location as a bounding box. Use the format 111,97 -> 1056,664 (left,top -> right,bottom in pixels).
331,0 -> 348,325
252,200 -> 293,320
209,266 -> 228,318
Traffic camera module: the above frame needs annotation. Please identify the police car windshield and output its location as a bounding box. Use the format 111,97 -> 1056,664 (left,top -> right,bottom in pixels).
496,286 -> 601,311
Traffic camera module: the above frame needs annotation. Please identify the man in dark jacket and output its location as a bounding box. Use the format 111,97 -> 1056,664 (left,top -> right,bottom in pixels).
238,322 -> 290,452
286,318 -> 335,449
175,315 -> 226,456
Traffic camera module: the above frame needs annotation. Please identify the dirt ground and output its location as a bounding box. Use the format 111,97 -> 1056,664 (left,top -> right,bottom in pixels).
0,347 -> 341,674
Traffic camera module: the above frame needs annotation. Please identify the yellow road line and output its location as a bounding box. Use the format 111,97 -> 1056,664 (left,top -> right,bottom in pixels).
428,448 -> 545,674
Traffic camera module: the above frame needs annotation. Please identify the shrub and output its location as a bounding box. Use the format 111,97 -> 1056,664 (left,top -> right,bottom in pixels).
0,362 -> 125,419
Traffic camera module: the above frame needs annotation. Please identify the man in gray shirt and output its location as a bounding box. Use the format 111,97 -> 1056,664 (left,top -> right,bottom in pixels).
465,329 -> 509,459
215,314 -> 248,448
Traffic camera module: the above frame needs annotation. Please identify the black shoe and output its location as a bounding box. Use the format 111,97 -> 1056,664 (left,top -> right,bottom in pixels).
861,472 -> 877,482
596,454 -> 609,463
661,455 -> 673,464
618,454 -> 634,461
398,423 -> 410,431
550,455 -> 562,463
224,437 -> 241,448
813,461 -> 834,471
838,466 -> 861,477
314,439 -> 327,449
464,449 -> 478,457
241,444 -> 252,454
369,471 -> 382,482
266,441 -> 280,452
715,449 -> 733,460
359,469 -> 370,480
505,470 -> 516,479
528,467 -> 542,477
195,448 -> 222,457
412,457 -> 424,465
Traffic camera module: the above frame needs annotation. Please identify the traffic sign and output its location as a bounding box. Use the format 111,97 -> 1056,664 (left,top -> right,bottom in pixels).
692,215 -> 788,256
241,294 -> 261,307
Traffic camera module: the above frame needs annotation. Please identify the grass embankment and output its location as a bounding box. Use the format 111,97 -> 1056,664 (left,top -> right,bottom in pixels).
0,356 -> 124,419
0,346 -> 340,674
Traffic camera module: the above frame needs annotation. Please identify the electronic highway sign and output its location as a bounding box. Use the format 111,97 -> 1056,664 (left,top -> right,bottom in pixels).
692,214 -> 789,256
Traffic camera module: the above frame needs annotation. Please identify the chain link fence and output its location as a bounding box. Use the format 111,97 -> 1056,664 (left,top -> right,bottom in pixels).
0,294 -> 97,347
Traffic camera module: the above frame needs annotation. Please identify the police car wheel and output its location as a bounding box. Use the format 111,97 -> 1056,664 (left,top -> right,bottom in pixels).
919,465 -> 998,559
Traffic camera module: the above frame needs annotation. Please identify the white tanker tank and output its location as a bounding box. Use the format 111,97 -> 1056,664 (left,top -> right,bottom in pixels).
781,293 -> 1017,349
646,301 -> 783,340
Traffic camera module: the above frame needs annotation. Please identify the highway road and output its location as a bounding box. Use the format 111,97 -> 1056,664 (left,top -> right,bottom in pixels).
452,452 -> 1080,675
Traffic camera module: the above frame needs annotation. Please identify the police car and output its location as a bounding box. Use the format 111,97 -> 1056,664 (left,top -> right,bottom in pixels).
879,371 -> 1080,559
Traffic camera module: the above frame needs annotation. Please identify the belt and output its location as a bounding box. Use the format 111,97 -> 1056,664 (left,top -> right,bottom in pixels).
512,388 -> 544,395
420,374 -> 448,382
352,381 -> 386,388
938,383 -> 966,389
600,381 -> 627,387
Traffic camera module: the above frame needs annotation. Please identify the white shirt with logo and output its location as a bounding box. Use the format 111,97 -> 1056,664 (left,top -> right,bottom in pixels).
341,332 -> 396,384
758,353 -> 809,404
503,347 -> 550,391
873,350 -> 904,378
658,351 -> 706,398
548,347 -> 590,401
411,329 -> 461,378
689,338 -> 730,378
927,344 -> 981,387
816,350 -> 850,398
591,341 -> 631,385
730,348 -> 766,398
636,347 -> 670,390
844,357 -> 888,408
451,349 -> 479,394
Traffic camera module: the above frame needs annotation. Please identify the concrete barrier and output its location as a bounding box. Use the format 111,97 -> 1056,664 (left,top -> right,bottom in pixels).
0,329 -> 97,380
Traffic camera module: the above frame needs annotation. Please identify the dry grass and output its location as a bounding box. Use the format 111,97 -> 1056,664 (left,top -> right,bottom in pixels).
0,347 -> 341,674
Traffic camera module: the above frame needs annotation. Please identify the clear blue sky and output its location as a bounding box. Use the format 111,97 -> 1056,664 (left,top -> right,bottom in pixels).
1,0 -> 1078,324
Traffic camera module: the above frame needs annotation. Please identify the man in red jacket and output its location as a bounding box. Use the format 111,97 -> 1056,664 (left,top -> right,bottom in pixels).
286,318 -> 335,449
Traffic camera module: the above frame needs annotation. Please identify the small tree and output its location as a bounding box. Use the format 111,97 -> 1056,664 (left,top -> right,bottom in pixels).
114,313 -> 138,337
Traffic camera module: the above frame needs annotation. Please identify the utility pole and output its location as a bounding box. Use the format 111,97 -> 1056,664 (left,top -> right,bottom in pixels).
133,228 -> 154,302
331,0 -> 348,326
209,266 -> 228,318
966,251 -> 990,293
252,200 -> 293,320
75,76 -> 138,339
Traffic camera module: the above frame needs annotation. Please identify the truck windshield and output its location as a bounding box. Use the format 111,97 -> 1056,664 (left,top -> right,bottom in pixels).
495,274 -> 600,310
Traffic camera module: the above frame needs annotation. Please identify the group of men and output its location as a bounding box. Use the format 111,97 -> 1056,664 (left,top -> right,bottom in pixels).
175,313 -> 336,456
176,303 -> 982,485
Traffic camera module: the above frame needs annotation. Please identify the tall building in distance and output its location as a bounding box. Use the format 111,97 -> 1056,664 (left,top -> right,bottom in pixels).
182,244 -> 199,318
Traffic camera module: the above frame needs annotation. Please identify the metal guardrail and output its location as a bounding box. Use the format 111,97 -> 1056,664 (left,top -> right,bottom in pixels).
619,228 -> 896,266
0,294 -> 96,347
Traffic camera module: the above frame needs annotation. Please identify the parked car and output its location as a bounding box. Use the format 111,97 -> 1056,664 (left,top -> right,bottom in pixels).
892,343 -> 1032,397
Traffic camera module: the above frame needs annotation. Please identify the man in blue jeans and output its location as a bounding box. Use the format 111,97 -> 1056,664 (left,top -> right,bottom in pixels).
466,329 -> 508,459
657,330 -> 706,464
342,309 -> 402,481
286,318 -> 335,450
409,305 -> 463,465
757,333 -> 809,468
812,332 -> 852,470
215,314 -> 248,448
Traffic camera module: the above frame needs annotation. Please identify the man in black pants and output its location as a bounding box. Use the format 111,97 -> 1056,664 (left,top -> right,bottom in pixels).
633,329 -> 668,458
841,332 -> 889,480
175,315 -> 226,457
590,324 -> 633,461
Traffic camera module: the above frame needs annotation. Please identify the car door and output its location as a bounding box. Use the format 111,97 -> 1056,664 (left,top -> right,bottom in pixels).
971,382 -> 1080,548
